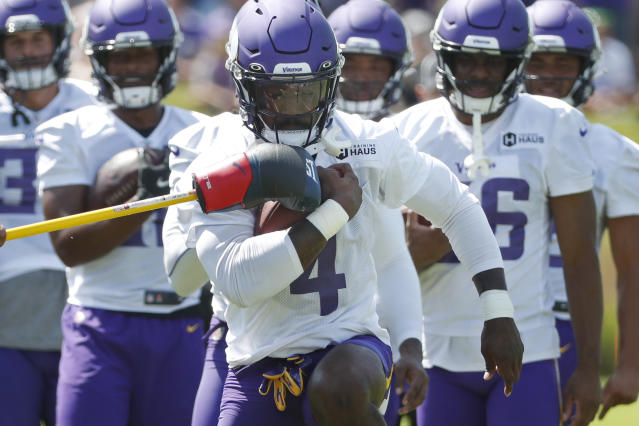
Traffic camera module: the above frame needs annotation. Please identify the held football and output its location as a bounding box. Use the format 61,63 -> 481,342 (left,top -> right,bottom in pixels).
89,147 -> 166,209
254,200 -> 310,235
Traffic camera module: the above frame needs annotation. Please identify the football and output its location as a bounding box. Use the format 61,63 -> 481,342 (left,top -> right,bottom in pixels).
254,200 -> 310,235
88,147 -> 165,209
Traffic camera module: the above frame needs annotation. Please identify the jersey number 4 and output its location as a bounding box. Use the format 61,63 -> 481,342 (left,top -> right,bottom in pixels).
441,177 -> 530,262
290,237 -> 346,316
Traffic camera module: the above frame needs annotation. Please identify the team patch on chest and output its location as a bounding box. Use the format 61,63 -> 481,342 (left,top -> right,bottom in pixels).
500,131 -> 545,150
337,141 -> 378,161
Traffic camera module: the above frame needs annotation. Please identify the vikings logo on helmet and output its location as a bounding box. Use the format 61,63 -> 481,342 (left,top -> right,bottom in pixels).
328,0 -> 413,120
225,0 -> 343,152
431,0 -> 533,116
526,0 -> 601,107
0,0 -> 74,91
81,0 -> 182,109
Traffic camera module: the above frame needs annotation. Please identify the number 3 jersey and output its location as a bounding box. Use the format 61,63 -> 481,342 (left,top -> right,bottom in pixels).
171,110 -> 503,367
390,94 -> 595,371
0,79 -> 96,282
548,123 -> 639,320
36,103 -> 207,313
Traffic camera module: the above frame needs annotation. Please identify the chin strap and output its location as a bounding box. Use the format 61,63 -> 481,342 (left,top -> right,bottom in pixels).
7,89 -> 31,127
463,112 -> 491,179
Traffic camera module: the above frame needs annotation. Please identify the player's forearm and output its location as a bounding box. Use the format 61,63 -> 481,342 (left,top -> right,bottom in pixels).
51,212 -> 152,267
616,273 -> 639,373
440,200 -> 504,276
163,207 -> 209,296
288,219 -> 328,270
563,253 -> 602,369
196,227 -> 304,307
375,252 -> 423,358
609,216 -> 639,373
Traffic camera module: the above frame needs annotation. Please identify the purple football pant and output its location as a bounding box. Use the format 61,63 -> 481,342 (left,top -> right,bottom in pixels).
556,318 -> 577,425
56,304 -> 205,426
192,315 -> 229,426
417,359 -> 560,426
0,348 -> 60,426
384,373 -> 401,426
555,318 -> 577,395
217,334 -> 393,426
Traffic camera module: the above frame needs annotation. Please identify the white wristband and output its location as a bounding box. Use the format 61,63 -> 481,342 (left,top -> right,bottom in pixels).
480,290 -> 515,321
306,199 -> 349,240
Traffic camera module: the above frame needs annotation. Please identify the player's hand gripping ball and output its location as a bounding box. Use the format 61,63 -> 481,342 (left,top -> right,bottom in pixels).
89,147 -> 168,209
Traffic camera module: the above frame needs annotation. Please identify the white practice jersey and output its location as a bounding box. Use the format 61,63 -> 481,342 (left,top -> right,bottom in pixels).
391,94 -> 595,371
0,79 -> 97,282
171,110 -> 503,367
36,103 -> 207,313
549,123 -> 639,320
163,112 -> 421,359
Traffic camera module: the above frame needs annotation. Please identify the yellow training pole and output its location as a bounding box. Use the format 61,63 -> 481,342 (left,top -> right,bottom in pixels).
6,190 -> 198,241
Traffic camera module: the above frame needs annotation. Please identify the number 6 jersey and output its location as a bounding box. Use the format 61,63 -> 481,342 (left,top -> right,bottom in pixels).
390,94 -> 596,371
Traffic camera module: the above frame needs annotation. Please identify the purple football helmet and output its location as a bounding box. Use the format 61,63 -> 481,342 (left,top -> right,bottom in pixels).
328,0 -> 413,119
226,0 -> 343,150
0,0 -> 73,90
82,0 -> 181,108
432,0 -> 532,115
526,0 -> 601,107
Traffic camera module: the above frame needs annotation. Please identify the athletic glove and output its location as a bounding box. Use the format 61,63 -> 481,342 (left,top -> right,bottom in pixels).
136,147 -> 170,200
193,143 -> 321,214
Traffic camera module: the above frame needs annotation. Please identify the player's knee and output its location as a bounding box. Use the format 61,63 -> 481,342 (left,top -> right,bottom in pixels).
308,343 -> 387,425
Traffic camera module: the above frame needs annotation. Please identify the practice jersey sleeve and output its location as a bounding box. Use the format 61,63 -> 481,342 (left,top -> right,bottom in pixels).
545,109 -> 595,197
403,155 -> 504,277
36,113 -> 91,190
605,134 -> 639,218
372,206 -> 422,359
175,153 -> 304,307
162,205 -> 209,296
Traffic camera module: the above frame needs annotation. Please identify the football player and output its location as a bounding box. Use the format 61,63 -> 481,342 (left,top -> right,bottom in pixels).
35,0 -> 207,425
169,0 -> 523,424
328,1 -> 425,423
390,0 -> 603,425
525,0 -> 639,421
0,0 -> 96,424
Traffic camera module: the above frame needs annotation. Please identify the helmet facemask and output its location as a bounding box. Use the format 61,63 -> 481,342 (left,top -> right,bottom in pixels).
231,61 -> 341,149
337,48 -> 411,120
0,11 -> 73,91
81,1 -> 182,109
433,31 -> 532,116
525,40 -> 601,108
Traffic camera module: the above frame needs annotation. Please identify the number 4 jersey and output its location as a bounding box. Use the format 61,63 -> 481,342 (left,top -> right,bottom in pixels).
390,94 -> 595,371
171,110 -> 504,367
36,103 -> 207,314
